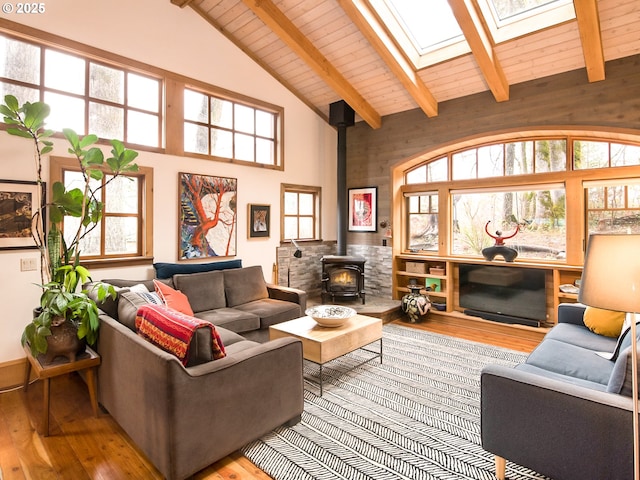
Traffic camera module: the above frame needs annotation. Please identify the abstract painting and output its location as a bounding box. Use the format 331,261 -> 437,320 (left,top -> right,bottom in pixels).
348,186 -> 377,232
179,172 -> 237,259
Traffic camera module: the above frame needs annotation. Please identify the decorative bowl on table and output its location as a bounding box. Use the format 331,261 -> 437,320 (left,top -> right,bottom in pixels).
305,305 -> 356,328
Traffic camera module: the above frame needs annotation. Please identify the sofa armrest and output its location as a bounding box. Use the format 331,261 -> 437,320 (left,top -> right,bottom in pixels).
266,283 -> 307,311
557,302 -> 587,326
481,364 -> 633,480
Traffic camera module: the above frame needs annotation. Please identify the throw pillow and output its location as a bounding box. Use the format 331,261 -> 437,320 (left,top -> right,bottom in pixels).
154,279 -> 194,316
118,290 -> 163,330
583,306 -> 626,338
135,304 -> 226,366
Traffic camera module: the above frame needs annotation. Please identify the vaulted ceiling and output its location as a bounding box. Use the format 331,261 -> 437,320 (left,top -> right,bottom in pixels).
169,0 -> 640,129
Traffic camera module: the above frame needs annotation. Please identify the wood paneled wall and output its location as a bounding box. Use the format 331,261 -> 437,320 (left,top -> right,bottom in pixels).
346,54 -> 640,246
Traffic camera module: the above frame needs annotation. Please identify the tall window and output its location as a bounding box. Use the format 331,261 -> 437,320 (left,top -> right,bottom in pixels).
282,184 -> 321,241
406,193 -> 438,251
183,88 -> 281,168
50,157 -> 153,264
0,33 -> 163,148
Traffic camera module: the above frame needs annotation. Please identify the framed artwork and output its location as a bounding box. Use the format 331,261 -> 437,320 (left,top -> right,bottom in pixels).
348,186 -> 377,232
425,278 -> 442,292
0,179 -> 45,250
248,204 -> 270,238
178,172 -> 237,260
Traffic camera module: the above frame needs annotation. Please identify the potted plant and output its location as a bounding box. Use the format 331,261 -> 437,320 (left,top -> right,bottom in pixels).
1,95 -> 139,360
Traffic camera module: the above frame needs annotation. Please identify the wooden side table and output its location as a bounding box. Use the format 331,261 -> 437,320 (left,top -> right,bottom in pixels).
23,344 -> 101,436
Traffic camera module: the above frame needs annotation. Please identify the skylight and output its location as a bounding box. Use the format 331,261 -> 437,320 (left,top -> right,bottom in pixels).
371,0 -> 576,69
386,0 -> 463,55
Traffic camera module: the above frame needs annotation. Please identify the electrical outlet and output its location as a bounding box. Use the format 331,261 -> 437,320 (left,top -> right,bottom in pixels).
20,258 -> 37,271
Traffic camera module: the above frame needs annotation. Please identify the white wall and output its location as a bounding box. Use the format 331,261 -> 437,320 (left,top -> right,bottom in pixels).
0,0 -> 337,362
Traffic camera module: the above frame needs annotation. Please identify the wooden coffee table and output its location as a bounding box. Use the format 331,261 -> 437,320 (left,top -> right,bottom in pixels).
269,314 -> 382,395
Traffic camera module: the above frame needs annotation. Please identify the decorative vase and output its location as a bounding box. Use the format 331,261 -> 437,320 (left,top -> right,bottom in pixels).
401,284 -> 431,323
44,317 -> 86,364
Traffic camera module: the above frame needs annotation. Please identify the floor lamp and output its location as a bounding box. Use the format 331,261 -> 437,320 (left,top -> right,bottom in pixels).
578,234 -> 640,480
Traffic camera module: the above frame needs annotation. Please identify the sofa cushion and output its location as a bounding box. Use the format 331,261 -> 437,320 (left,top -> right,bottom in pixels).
154,259 -> 242,279
173,270 -> 226,313
544,322 -> 618,353
154,280 -> 194,316
135,304 -> 225,367
194,308 -> 260,333
102,277 -> 174,292
583,306 -> 625,338
118,290 -> 163,330
224,265 -> 268,307
234,298 -> 302,329
525,338 -> 614,386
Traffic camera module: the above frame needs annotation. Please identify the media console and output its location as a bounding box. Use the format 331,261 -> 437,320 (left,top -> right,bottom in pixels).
393,254 -> 584,328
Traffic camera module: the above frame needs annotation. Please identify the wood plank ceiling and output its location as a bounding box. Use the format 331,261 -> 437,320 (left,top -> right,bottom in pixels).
169,0 -> 640,129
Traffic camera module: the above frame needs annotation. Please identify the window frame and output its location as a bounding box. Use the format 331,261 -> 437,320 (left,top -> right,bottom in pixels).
182,87 -> 283,169
281,183 -> 322,242
399,132 -> 640,265
49,156 -> 154,268
0,31 -> 164,151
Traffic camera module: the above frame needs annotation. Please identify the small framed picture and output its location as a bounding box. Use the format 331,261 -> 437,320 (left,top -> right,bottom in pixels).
0,179 -> 45,250
248,204 -> 270,238
348,186 -> 377,232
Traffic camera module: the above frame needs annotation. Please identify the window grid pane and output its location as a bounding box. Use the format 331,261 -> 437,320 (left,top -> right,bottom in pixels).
283,187 -> 320,241
0,34 -> 163,147
184,88 -> 278,167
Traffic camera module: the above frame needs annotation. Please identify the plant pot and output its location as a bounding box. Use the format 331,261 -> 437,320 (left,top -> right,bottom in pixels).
44,317 -> 86,364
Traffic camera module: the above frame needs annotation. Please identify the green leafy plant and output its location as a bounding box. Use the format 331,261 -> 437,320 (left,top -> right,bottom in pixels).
1,95 -> 139,356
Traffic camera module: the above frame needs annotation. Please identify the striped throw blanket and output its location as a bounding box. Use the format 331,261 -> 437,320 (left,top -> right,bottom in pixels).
135,304 -> 226,366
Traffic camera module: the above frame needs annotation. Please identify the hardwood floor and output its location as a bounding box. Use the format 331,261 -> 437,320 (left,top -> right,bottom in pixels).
0,320 -> 538,480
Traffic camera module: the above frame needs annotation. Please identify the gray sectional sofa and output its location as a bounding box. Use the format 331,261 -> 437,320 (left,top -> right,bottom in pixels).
91,264 -> 307,480
481,303 -> 637,480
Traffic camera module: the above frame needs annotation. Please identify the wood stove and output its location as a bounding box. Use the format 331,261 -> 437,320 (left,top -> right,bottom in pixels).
321,255 -> 365,304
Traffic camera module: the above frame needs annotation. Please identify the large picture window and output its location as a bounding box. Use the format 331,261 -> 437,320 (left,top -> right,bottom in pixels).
451,186 -> 566,260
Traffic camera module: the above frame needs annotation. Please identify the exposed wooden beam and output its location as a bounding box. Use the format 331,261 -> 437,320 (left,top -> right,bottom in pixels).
241,0 -> 382,129
338,0 -> 438,117
179,2 -> 330,125
574,0 -> 605,82
170,0 -> 194,7
447,0 -> 509,102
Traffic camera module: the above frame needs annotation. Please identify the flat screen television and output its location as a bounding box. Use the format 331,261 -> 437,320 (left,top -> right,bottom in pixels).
458,263 -> 546,326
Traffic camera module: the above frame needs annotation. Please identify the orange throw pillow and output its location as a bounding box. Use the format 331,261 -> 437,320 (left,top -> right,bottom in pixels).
153,280 -> 194,316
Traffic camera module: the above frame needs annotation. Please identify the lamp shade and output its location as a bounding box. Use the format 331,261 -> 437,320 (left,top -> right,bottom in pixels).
578,234 -> 640,313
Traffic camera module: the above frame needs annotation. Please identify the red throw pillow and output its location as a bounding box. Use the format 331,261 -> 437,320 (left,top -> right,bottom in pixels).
153,279 -> 194,316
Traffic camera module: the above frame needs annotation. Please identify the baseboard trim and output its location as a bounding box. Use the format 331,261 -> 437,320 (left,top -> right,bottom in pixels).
0,357 -> 28,391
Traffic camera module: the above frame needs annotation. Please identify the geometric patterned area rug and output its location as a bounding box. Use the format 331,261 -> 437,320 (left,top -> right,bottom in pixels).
242,323 -> 551,480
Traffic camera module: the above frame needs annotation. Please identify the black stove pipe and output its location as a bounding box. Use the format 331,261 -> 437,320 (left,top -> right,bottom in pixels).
329,100 -> 355,256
